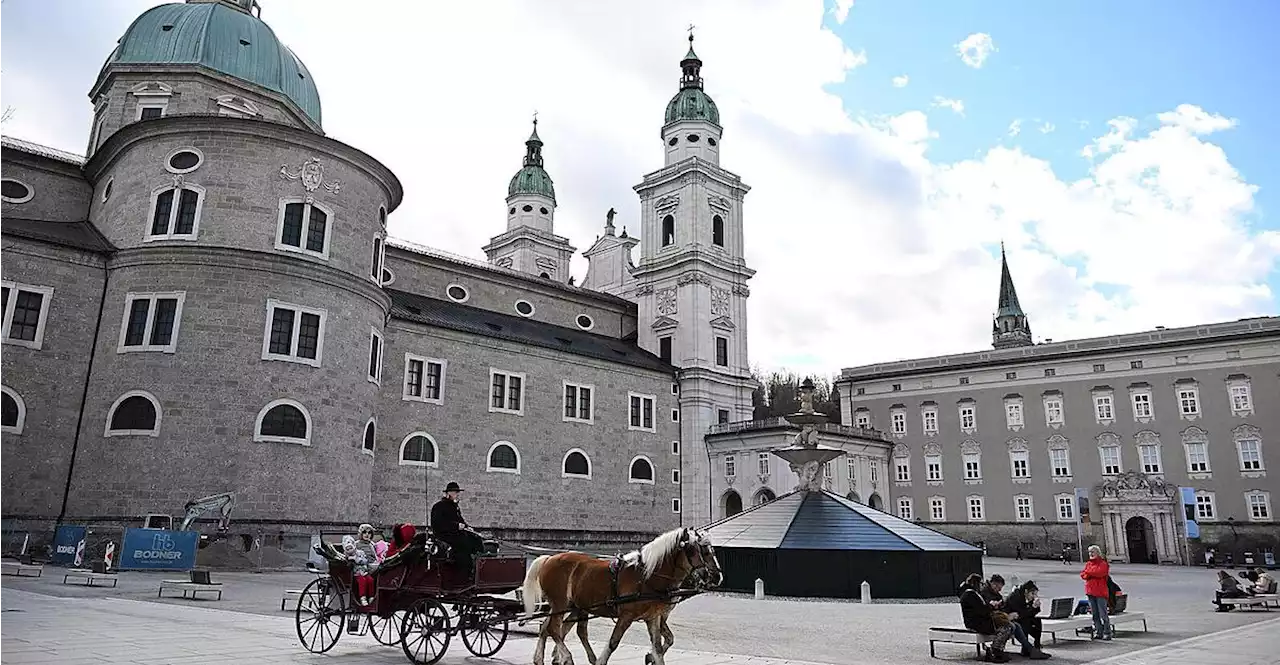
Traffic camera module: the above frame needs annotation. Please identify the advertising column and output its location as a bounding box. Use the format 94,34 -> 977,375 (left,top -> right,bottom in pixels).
1074,487 -> 1091,563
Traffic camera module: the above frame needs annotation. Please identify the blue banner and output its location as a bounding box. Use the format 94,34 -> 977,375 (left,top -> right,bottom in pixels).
1180,487 -> 1199,539
117,528 -> 199,571
51,526 -> 87,565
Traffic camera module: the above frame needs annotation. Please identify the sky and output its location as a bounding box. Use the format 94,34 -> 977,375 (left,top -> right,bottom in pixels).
3,0 -> 1279,379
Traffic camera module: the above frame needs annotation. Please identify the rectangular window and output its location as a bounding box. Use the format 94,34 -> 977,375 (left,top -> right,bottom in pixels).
1044,368 -> 1056,377
1092,363 -> 1106,373
276,200 -> 330,258
138,104 -> 165,120
629,393 -> 656,431
870,464 -> 878,484
897,498 -> 913,520
1057,495 -> 1075,520
1005,371 -> 1017,380
1010,451 -> 1029,478
671,440 -> 680,455
717,408 -> 730,425
1139,444 -> 1162,474
758,452 -> 770,476
672,499 -> 681,514
922,409 -> 938,433
1195,493 -> 1216,520
895,459 -> 910,482
261,299 -> 325,367
891,412 -> 906,434
1015,496 -> 1033,521
847,456 -> 857,481
1178,387 -> 1200,415
891,383 -> 902,391
959,376 -> 970,385
963,453 -> 982,480
930,498 -> 946,521
1050,448 -> 1071,477
658,336 -> 672,363
147,186 -> 202,239
1044,398 -> 1064,425
1130,360 -> 1143,369
824,462 -> 833,479
1230,385 -> 1253,412
1100,446 -> 1122,475
855,413 -> 870,428
370,237 -> 385,283
490,369 -> 525,415
715,336 -> 728,367
724,455 -> 736,477
563,382 -> 594,423
671,408 -> 680,422
1238,439 -> 1263,471
671,469 -> 680,485
856,387 -> 866,395
1005,402 -> 1024,428
959,405 -> 975,430
968,496 -> 985,521
926,455 -> 942,481
117,292 -> 184,353
1094,395 -> 1114,421
1247,493 -> 1270,520
367,329 -> 383,384
1186,442 -> 1209,473
1132,393 -> 1152,419
403,355 -> 445,403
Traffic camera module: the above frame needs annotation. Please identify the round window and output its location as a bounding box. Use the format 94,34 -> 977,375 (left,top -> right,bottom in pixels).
446,284 -> 469,303
539,207 -> 549,215
514,300 -> 535,317
522,204 -> 533,212
576,314 -> 594,330
381,268 -> 394,285
509,207 -> 516,215
101,178 -> 114,202
687,134 -> 701,143
0,179 -> 33,203
166,148 -> 203,173
708,137 -> 717,146
668,137 -> 678,146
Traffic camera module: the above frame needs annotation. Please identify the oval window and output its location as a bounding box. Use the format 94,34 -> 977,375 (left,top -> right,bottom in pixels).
708,137 -> 717,146
446,284 -> 469,303
686,134 -> 700,143
1,179 -> 33,203
539,207 -> 549,215
576,314 -> 594,330
668,137 -> 678,146
509,207 -> 516,215
101,178 -> 114,202
166,149 -> 203,173
514,300 -> 535,317
522,204 -> 533,212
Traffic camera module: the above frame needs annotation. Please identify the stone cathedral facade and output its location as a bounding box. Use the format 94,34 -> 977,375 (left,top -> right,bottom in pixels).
0,0 -> 755,552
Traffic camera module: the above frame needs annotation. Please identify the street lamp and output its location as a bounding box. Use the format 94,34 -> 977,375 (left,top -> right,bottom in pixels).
1040,516 -> 1049,545
1226,517 -> 1239,539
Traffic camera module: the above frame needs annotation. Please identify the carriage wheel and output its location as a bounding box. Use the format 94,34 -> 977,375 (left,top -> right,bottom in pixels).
460,605 -> 509,657
399,598 -> 452,665
369,612 -> 402,646
295,577 -> 345,654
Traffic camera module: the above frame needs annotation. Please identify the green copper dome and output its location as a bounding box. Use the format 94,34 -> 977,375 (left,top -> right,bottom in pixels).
665,88 -> 720,125
100,0 -> 321,126
507,121 -> 555,202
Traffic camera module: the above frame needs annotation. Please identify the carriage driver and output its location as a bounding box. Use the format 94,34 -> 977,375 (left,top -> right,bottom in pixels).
430,482 -> 486,573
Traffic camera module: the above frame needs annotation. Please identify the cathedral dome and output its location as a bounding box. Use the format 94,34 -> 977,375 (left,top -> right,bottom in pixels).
99,0 -> 321,125
507,120 -> 555,202
665,87 -> 720,126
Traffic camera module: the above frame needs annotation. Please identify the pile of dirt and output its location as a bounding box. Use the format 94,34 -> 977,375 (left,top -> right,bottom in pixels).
194,536 -> 301,570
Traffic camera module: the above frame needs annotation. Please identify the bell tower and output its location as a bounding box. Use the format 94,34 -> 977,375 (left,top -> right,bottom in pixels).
992,244 -> 1034,349
630,33 -> 756,528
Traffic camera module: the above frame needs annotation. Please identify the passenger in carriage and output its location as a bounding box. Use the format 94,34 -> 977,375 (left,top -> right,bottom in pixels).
385,523 -> 417,559
341,535 -> 377,607
430,481 -> 486,575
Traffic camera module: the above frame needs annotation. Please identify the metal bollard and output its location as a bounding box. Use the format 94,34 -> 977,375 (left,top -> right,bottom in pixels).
755,578 -> 765,600
861,580 -> 872,604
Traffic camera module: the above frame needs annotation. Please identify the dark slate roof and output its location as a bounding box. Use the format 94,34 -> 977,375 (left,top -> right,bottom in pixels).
1,217 -> 115,253
388,289 -> 675,374
704,489 -> 979,552
2,136 -> 86,166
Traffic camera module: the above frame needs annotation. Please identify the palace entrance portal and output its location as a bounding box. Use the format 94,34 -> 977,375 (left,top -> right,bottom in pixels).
1125,516 -> 1156,564
1096,470 -> 1186,565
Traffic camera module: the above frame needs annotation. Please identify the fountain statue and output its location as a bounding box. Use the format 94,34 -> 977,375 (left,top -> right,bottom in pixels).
772,378 -> 848,492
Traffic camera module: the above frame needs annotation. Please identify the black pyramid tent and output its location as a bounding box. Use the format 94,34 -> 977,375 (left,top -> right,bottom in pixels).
703,489 -> 983,599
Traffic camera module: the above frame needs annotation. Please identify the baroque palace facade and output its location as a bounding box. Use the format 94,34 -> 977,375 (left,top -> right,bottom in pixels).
0,0 -> 758,549
834,250 -> 1280,565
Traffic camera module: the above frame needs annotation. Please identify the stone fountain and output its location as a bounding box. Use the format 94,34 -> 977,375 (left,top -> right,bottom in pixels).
772,378 -> 848,492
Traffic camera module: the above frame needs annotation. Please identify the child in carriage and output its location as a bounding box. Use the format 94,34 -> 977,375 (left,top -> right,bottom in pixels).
342,532 -> 378,607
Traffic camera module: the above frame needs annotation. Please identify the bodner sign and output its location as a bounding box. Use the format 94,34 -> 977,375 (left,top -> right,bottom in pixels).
117,528 -> 199,571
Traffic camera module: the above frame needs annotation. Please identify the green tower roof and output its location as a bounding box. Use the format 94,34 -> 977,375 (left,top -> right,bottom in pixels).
665,34 -> 720,126
507,120 -> 555,202
996,244 -> 1026,318
100,0 -> 321,126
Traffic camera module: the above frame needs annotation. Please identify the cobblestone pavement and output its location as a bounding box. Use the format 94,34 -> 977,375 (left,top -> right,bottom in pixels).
3,557 -> 1277,664
1086,616 -> 1280,665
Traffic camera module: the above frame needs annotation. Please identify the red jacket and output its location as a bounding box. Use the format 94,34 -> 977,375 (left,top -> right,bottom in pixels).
1081,557 -> 1110,597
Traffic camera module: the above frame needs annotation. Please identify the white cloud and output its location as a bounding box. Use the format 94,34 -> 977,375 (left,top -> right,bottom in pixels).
1008,119 -> 1022,137
933,96 -> 965,116
1157,104 -> 1237,135
956,32 -> 997,68
891,74 -> 909,88
832,0 -> 854,24
846,48 -> 869,70
3,2 -> 1275,379
1039,121 -> 1055,134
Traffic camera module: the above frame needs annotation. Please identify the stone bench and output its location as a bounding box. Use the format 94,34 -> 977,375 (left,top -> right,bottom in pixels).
927,627 -> 995,659
159,579 -> 223,600
1216,594 -> 1279,611
1,561 -> 44,578
1042,611 -> 1147,640
281,588 -> 305,611
62,569 -> 119,587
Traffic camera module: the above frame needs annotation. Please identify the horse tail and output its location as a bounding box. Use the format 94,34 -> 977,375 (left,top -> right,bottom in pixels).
522,554 -> 550,616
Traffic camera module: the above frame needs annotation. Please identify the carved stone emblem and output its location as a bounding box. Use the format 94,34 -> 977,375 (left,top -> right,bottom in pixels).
280,157 -> 341,194
1098,470 -> 1175,499
655,194 -> 680,211
495,256 -> 514,269
535,256 -> 557,271
732,285 -> 751,297
677,273 -> 709,286
708,195 -> 731,211
656,287 -> 677,315
710,287 -> 730,317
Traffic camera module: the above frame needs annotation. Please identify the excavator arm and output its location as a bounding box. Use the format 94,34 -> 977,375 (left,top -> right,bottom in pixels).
179,492 -> 235,532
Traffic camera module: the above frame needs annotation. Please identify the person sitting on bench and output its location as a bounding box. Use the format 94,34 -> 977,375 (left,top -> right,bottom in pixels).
1003,581 -> 1051,658
959,573 -> 1014,663
980,575 -> 1050,660
1250,568 -> 1277,595
1214,570 -> 1249,611
430,481 -> 485,575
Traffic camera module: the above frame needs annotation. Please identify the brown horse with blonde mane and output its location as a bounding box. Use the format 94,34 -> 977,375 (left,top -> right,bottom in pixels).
521,527 -> 721,665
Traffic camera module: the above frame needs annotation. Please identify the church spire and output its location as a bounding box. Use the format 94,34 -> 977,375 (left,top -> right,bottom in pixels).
992,243 -> 1033,349
680,29 -> 704,90
523,115 -> 544,168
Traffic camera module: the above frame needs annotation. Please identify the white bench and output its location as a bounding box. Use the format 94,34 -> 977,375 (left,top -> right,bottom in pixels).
159,579 -> 223,600
1042,611 -> 1147,640
281,588 -> 305,610
927,627 -> 995,659
1217,594 -> 1279,611
1,561 -> 44,578
62,569 -> 118,587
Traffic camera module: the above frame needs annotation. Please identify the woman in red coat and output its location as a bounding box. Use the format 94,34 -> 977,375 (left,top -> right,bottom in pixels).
1080,545 -> 1112,640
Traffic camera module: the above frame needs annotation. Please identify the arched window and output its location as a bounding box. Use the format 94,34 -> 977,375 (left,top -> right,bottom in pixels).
254,399 -> 310,445
846,491 -> 861,504
868,493 -> 883,511
146,182 -> 204,240
400,432 -> 439,467
562,449 -> 591,478
629,455 -> 655,484
723,490 -> 743,517
753,488 -> 776,505
487,441 -> 520,473
105,390 -> 161,437
1,386 -> 26,434
661,215 -> 675,247
362,419 -> 376,454
712,215 -> 725,247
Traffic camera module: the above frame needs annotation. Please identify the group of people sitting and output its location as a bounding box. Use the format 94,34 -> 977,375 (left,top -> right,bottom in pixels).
958,573 -> 1052,662
1213,568 -> 1277,611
